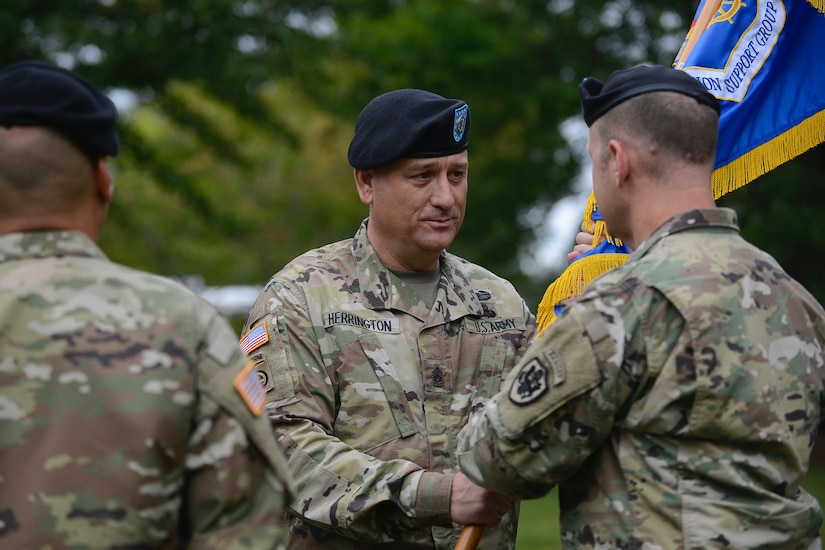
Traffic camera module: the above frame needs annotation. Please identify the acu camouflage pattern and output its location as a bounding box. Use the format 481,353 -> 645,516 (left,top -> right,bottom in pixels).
457,208 -> 825,549
0,230 -> 291,549
242,219 -> 536,549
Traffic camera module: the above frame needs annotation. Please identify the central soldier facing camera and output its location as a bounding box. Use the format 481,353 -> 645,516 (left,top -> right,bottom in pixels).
241,88 -> 537,549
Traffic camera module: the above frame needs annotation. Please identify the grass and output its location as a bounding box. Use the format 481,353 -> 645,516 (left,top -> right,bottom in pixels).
515,465 -> 825,549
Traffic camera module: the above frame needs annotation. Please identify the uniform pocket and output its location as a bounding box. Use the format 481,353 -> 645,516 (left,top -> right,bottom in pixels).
332,333 -> 416,452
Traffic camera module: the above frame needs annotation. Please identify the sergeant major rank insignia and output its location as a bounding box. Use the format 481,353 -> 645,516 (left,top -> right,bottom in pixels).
432,366 -> 445,388
509,357 -> 549,406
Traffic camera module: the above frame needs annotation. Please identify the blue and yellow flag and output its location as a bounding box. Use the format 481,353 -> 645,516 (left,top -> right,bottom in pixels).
536,194 -> 630,333
537,0 -> 825,334
677,0 -> 825,197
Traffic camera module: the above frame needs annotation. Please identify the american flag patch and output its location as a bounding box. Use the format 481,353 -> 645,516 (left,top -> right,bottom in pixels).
234,360 -> 267,416
239,322 -> 269,355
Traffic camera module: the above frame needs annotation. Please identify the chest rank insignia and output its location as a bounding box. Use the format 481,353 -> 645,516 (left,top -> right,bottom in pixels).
432,366 -> 445,388
508,357 -> 549,406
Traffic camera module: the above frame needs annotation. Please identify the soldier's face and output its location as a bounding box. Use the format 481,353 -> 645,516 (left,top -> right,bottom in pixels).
357,151 -> 468,270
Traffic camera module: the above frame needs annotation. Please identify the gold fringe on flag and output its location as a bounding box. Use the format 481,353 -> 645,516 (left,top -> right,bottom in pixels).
808,0 -> 825,14
711,109 -> 825,198
535,192 -> 629,335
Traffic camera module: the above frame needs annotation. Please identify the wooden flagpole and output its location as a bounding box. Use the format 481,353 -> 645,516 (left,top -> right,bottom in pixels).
454,525 -> 485,550
674,0 -> 724,69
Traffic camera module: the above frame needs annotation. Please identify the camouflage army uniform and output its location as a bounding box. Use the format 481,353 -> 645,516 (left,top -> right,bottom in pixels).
0,230 -> 291,549
242,219 -> 536,549
457,208 -> 825,549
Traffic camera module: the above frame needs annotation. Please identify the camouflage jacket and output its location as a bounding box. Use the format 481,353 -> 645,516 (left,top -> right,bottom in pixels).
0,230 -> 291,549
457,208 -> 825,549
242,219 -> 536,549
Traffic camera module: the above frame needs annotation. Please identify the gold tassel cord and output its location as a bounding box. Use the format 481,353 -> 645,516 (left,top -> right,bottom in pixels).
535,192 -> 629,335
711,109 -> 825,199
582,192 -> 624,247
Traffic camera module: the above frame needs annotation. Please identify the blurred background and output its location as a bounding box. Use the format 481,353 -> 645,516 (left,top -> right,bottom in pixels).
4,2 -> 823,545
5,0 -> 823,328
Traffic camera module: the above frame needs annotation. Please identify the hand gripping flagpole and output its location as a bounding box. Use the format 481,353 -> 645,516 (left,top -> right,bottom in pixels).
455,525 -> 485,550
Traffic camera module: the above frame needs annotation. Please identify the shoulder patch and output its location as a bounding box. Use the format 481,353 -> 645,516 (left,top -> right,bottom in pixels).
495,307 -> 604,437
239,322 -> 269,355
508,357 -> 550,405
234,360 -> 267,416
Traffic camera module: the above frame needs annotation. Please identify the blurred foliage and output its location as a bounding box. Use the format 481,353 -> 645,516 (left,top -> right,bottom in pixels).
717,145 -> 825,303
2,0 -> 823,308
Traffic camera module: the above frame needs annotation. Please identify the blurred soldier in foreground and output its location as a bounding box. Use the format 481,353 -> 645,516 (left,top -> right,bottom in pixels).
456,64 -> 825,549
241,89 -> 536,549
0,60 -> 291,549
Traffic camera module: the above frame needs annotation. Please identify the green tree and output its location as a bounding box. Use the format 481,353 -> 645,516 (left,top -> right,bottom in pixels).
3,0 -> 822,308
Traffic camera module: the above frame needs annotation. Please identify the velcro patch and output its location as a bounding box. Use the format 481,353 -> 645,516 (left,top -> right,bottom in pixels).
239,322 -> 269,355
234,360 -> 267,416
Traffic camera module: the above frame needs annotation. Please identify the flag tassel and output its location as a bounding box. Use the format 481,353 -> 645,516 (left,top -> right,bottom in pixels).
711,109 -> 825,198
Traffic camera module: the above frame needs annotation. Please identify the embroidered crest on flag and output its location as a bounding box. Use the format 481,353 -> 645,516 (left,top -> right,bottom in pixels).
681,0 -> 785,103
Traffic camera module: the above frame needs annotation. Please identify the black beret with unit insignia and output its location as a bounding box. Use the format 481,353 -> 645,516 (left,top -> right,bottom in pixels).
0,60 -> 119,157
347,88 -> 470,169
579,64 -> 720,127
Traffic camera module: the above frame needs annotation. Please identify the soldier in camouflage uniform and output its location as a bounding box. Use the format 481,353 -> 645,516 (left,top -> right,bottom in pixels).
241,89 -> 536,549
0,60 -> 291,548
456,64 -> 825,549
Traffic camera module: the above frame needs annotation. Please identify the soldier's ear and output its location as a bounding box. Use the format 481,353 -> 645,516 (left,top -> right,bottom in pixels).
92,157 -> 114,203
354,168 -> 376,206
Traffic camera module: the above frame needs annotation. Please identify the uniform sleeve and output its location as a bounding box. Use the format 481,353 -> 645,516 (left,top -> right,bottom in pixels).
456,298 -> 639,499
516,297 -> 538,362
241,281 -> 453,542
184,311 -> 292,550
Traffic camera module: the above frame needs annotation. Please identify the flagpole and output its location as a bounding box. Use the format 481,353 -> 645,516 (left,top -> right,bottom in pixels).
674,0 -> 724,69
454,525 -> 485,550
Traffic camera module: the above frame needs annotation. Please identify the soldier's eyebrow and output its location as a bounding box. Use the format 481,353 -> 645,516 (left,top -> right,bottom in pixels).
403,159 -> 469,173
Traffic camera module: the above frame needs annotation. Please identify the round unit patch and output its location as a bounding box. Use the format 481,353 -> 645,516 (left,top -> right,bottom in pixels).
508,357 -> 549,406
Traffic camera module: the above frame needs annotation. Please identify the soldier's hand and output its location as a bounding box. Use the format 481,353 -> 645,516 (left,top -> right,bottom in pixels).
567,230 -> 600,263
449,472 -> 515,527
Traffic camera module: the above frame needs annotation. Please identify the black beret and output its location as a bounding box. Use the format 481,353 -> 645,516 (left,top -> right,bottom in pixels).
348,89 -> 470,169
0,60 -> 119,156
579,64 -> 720,127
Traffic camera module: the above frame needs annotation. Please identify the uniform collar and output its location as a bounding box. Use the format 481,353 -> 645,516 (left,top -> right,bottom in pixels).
0,230 -> 107,263
350,218 -> 483,319
631,208 -> 739,260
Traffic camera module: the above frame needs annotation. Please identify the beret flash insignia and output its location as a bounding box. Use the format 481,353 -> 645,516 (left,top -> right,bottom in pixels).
453,104 -> 468,142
